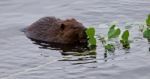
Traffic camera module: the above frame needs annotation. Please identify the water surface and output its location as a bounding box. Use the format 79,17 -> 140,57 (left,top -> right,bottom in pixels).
0,0 -> 150,79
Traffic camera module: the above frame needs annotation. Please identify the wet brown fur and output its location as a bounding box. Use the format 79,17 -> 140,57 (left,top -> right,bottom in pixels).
24,17 -> 87,44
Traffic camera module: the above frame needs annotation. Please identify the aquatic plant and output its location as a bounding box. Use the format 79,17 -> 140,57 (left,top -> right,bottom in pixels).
108,25 -> 121,40
146,14 -> 150,27
143,14 -> 150,42
86,27 -> 96,47
99,24 -> 121,53
120,30 -> 130,49
84,14 -> 150,58
104,44 -> 115,52
99,24 -> 131,56
105,24 -> 120,52
143,28 -> 150,42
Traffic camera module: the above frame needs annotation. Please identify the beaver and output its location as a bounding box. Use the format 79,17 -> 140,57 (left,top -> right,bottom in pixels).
24,17 -> 87,45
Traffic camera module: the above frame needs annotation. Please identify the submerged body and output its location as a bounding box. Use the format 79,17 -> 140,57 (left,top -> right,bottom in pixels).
24,17 -> 87,45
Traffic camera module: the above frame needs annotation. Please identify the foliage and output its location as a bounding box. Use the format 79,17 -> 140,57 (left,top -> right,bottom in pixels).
98,24 -> 131,56
105,44 -> 115,52
120,30 -> 130,49
83,14 -> 150,58
105,25 -> 121,52
86,27 -> 95,38
86,27 -> 96,46
143,14 -> 150,42
146,14 -> 150,28
108,25 -> 121,40
143,28 -> 150,39
98,24 -> 121,53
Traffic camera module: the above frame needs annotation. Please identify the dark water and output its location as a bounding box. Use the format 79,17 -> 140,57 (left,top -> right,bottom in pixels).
0,0 -> 150,79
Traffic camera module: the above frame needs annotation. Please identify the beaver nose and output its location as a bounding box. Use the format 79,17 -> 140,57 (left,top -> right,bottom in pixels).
80,39 -> 87,43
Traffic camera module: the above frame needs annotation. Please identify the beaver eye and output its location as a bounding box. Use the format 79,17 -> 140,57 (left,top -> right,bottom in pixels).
61,24 -> 65,30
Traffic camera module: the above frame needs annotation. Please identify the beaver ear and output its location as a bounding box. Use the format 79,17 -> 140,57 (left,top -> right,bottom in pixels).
60,23 -> 65,30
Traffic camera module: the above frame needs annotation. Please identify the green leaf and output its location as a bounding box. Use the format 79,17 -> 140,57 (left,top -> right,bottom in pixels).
121,30 -> 129,41
86,27 -> 95,38
143,28 -> 150,39
88,38 -> 96,46
146,14 -> 150,28
108,25 -> 115,38
120,30 -> 130,49
105,44 -> 115,52
120,40 -> 130,49
86,27 -> 96,46
108,25 -> 121,39
113,28 -> 121,38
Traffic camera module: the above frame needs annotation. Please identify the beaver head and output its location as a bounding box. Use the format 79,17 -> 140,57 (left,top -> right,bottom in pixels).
57,18 -> 87,44
25,17 -> 88,46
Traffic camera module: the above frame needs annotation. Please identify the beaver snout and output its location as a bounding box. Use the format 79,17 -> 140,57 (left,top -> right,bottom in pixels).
78,30 -> 88,44
79,39 -> 87,43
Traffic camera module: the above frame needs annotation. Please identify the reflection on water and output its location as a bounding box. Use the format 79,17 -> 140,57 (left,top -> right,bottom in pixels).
22,35 -> 98,65
29,38 -> 89,53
